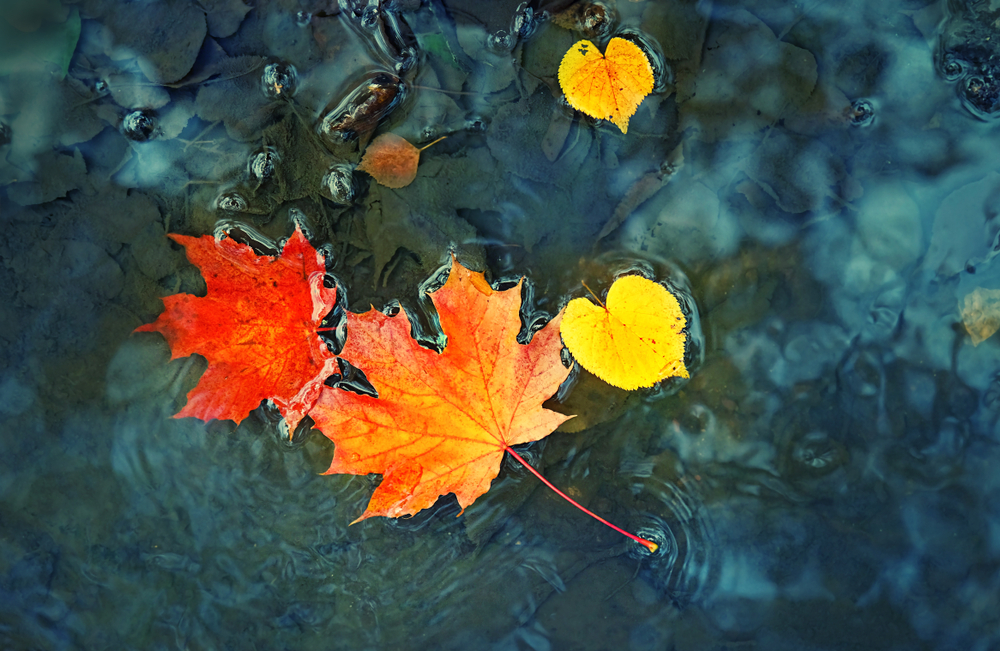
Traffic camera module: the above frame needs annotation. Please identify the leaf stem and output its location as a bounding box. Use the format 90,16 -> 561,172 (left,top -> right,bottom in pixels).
581,281 -> 606,309
504,445 -> 658,553
418,136 -> 448,152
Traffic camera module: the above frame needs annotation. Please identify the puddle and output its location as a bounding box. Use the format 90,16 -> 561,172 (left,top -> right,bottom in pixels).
2,0 -> 1000,648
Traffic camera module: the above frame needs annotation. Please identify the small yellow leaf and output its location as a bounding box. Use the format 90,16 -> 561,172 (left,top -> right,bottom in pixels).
961,287 -> 1000,345
557,37 -> 654,134
560,275 -> 688,390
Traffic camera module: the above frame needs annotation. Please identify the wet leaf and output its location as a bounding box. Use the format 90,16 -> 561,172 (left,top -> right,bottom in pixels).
201,0 -> 251,39
558,37 -> 655,134
560,275 -> 688,390
742,129 -> 850,214
310,258 -> 573,521
961,287 -> 1000,345
363,179 -> 479,286
0,6 -> 79,78
357,133 -> 443,189
134,226 -> 339,432
97,0 -> 207,84
194,56 -> 273,141
5,148 -> 88,205
677,8 -> 817,142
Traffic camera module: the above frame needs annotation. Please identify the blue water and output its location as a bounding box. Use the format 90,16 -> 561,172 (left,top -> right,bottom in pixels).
2,0 -> 1000,648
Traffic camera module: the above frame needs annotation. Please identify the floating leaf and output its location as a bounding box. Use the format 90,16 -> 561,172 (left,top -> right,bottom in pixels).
961,287 -> 1000,346
357,133 -> 445,189
134,226 -> 339,432
560,275 -> 688,390
311,259 -> 573,521
557,37 -> 654,134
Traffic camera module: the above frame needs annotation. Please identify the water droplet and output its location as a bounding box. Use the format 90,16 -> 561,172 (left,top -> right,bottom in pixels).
261,62 -> 298,99
318,73 -> 405,145
847,98 -> 875,126
295,10 -> 312,27
216,192 -> 249,213
121,109 -> 157,141
322,164 -> 356,204
248,147 -> 279,180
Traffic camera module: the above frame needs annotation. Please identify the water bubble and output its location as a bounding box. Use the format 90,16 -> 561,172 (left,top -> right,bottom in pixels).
940,53 -> 967,81
361,3 -> 379,28
790,431 -> 847,473
322,164 -> 356,204
558,1 -> 616,40
216,192 -> 249,213
962,74 -> 1000,117
248,147 -> 279,180
94,79 -> 109,95
261,62 -> 298,99
382,300 -> 401,316
847,98 -> 875,126
213,220 -> 281,255
295,10 -> 312,27
318,73 -> 405,145
465,116 -> 488,132
488,30 -> 513,52
395,47 -> 418,74
511,2 -> 536,39
121,109 -> 157,141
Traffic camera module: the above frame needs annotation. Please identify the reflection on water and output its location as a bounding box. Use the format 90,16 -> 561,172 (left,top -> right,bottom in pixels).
3,0 -> 1000,648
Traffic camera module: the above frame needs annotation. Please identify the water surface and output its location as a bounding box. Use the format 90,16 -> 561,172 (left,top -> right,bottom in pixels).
2,0 -> 999,649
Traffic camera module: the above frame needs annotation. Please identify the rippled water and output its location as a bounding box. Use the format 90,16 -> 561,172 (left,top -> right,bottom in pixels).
3,0 -> 1000,648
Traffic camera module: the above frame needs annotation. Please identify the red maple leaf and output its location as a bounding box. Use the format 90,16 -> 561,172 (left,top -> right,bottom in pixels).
135,226 -> 338,431
310,259 -> 573,521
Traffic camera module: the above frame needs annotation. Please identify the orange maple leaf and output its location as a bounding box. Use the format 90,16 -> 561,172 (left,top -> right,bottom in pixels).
309,259 -> 573,521
557,37 -> 655,134
135,226 -> 339,431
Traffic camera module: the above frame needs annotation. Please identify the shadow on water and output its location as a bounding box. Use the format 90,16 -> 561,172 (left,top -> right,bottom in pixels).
3,0 -> 1000,648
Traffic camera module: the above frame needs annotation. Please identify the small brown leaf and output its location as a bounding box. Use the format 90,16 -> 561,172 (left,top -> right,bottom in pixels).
357,133 -> 444,189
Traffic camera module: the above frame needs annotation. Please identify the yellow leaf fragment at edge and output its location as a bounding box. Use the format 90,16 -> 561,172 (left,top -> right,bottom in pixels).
560,275 -> 688,390
557,37 -> 655,134
960,287 -> 1000,345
